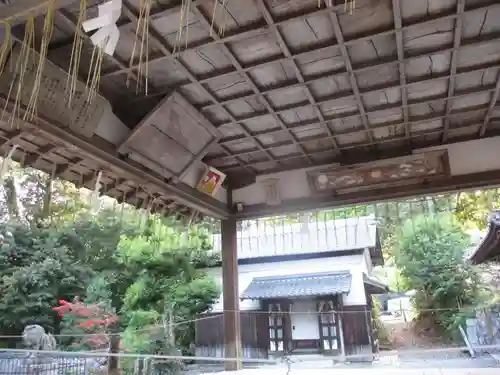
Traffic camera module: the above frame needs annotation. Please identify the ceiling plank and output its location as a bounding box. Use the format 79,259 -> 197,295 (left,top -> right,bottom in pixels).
0,0 -> 76,23
99,1 -> 490,79
199,32 -> 500,113
191,4 -> 313,164
220,119 -> 499,174
254,0 -> 340,153
217,85 -> 497,152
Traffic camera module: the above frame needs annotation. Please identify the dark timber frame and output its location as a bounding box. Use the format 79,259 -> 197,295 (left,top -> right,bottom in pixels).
2,0 -> 500,218
4,0 -> 500,370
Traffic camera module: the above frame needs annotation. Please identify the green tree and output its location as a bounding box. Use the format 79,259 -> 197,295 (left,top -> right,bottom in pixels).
0,223 -> 93,343
52,207 -> 219,370
454,190 -> 500,230
393,214 -> 481,332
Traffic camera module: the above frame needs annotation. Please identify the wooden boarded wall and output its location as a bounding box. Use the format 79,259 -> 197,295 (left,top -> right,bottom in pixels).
341,304 -> 373,357
195,311 -> 268,359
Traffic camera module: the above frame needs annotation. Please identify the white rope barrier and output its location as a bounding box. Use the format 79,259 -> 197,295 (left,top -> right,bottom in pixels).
0,348 -> 277,364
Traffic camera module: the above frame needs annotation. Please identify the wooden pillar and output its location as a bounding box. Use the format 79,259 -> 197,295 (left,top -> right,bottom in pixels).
221,217 -> 242,371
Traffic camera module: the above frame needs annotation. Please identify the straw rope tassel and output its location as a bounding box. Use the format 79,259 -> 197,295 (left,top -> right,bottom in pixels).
87,45 -> 104,103
174,0 -> 189,55
219,0 -> 229,37
209,0 -> 218,38
25,0 -> 55,123
2,16 -> 34,129
183,0 -> 192,53
66,0 -> 88,107
129,0 -> 152,94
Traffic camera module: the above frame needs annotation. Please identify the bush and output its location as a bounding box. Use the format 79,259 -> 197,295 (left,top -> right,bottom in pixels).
393,214 -> 480,332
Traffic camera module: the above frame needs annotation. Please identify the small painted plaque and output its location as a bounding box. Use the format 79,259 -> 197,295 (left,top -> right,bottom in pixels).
197,167 -> 226,196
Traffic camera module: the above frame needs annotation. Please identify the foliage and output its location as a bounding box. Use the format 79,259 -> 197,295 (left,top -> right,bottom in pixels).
371,297 -> 390,346
117,219 -> 220,354
0,224 -> 93,338
2,155 -> 499,357
392,214 -> 481,332
54,298 -> 119,350
0,163 -> 220,360
455,190 -> 500,230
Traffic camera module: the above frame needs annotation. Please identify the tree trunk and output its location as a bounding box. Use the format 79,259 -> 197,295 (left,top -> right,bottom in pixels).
107,333 -> 120,375
4,176 -> 20,220
40,175 -> 53,220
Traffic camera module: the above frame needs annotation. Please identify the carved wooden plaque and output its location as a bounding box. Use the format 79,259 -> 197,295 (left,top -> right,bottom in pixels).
307,150 -> 450,194
118,92 -> 220,179
0,43 -> 108,137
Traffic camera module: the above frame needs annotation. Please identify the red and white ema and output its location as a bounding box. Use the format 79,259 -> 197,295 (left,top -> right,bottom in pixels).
197,166 -> 226,196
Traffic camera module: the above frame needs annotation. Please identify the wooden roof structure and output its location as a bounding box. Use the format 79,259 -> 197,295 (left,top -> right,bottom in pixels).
1,0 -> 500,220
470,211 -> 500,264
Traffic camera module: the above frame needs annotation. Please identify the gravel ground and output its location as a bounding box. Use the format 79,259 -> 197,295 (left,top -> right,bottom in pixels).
188,353 -> 500,374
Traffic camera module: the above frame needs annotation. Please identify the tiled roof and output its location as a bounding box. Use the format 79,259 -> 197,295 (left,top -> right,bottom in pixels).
469,211 -> 500,264
362,273 -> 389,294
240,271 -> 352,300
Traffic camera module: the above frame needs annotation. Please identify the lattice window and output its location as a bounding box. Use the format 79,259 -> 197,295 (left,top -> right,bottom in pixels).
268,303 -> 284,352
318,300 -> 339,352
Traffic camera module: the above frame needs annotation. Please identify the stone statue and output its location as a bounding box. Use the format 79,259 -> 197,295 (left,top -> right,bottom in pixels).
22,325 -> 57,351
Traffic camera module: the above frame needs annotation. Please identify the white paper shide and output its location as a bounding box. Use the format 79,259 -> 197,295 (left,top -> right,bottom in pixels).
82,0 -> 122,56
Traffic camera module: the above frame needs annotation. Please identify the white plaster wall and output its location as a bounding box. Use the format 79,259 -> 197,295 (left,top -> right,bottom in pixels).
204,253 -> 370,313
290,300 -> 319,340
415,137 -> 500,176
362,247 -> 373,274
233,166 -> 315,205
233,136 -> 500,206
95,105 -> 130,146
211,216 -> 377,259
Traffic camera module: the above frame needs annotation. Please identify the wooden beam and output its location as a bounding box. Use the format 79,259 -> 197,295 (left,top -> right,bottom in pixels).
479,75 -> 500,137
0,96 -> 229,218
392,0 -> 410,139
117,187 -> 138,204
221,216 -> 242,371
442,0 -> 466,143
23,144 -> 57,167
0,130 -> 22,148
233,169 -> 500,220
53,157 -> 83,178
106,178 -> 126,192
